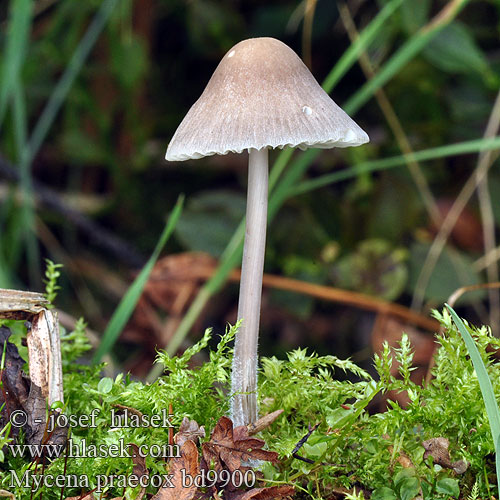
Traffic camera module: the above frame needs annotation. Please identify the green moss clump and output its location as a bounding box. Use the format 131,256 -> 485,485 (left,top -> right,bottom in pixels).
1,310 -> 499,499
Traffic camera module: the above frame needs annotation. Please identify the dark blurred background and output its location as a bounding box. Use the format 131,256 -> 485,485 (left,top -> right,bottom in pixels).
0,0 -> 499,377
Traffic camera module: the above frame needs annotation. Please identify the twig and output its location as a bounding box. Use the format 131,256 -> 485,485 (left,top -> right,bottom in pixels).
292,422 -> 320,463
292,454 -> 315,464
247,409 -> 284,436
0,154 -> 144,268
151,253 -> 437,331
411,90 -> 500,312
421,0 -> 468,35
236,270 -> 439,332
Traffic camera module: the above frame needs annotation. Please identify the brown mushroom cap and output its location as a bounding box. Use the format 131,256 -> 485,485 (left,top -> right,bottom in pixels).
166,37 -> 369,161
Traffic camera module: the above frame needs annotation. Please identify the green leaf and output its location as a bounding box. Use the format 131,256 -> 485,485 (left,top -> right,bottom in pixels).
421,480 -> 433,500
175,190 -> 246,257
371,487 -> 398,500
399,477 -> 420,500
394,469 -> 416,488
110,36 -> 148,90
436,478 -> 460,497
423,21 -> 488,75
97,377 -> 113,394
92,195 -> 184,363
408,242 -> 483,304
326,406 -> 354,428
400,0 -> 431,33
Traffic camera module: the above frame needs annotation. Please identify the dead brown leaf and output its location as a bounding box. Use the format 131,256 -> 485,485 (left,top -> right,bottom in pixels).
175,417 -> 206,447
151,439 -> 200,500
0,327 -> 67,455
202,416 -> 278,476
226,485 -> 295,500
0,326 -> 29,438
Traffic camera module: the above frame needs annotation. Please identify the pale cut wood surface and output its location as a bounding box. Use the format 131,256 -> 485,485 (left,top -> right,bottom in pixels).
0,288 -> 49,319
0,288 -> 63,404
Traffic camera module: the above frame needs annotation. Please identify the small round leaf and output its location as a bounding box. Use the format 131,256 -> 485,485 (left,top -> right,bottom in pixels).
97,377 -> 113,394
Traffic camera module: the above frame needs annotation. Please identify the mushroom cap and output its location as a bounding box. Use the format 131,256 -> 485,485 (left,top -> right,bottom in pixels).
166,37 -> 369,161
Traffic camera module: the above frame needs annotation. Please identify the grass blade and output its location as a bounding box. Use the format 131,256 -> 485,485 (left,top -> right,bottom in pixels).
446,304 -> 500,493
1,0 -> 118,288
322,0 -> 405,93
272,0 -> 471,220
293,136 -> 500,196
344,0 -> 470,114
268,0 -> 404,191
13,82 -> 40,286
26,0 -> 120,164
92,196 -> 184,363
0,0 -> 32,130
151,0 -> 457,379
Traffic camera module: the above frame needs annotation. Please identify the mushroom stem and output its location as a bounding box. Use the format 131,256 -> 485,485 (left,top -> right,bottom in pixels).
231,147 -> 269,427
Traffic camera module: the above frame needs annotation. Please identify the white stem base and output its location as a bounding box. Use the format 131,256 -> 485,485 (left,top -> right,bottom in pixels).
231,148 -> 269,427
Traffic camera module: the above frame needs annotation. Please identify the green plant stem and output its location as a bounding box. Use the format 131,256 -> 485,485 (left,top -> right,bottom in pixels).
339,1 -> 440,226
92,196 -> 184,363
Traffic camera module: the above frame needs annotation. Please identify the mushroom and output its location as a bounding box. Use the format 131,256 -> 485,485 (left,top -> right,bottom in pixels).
165,37 -> 369,426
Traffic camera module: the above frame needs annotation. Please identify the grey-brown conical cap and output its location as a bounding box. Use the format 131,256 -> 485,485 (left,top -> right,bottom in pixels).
166,37 -> 369,162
